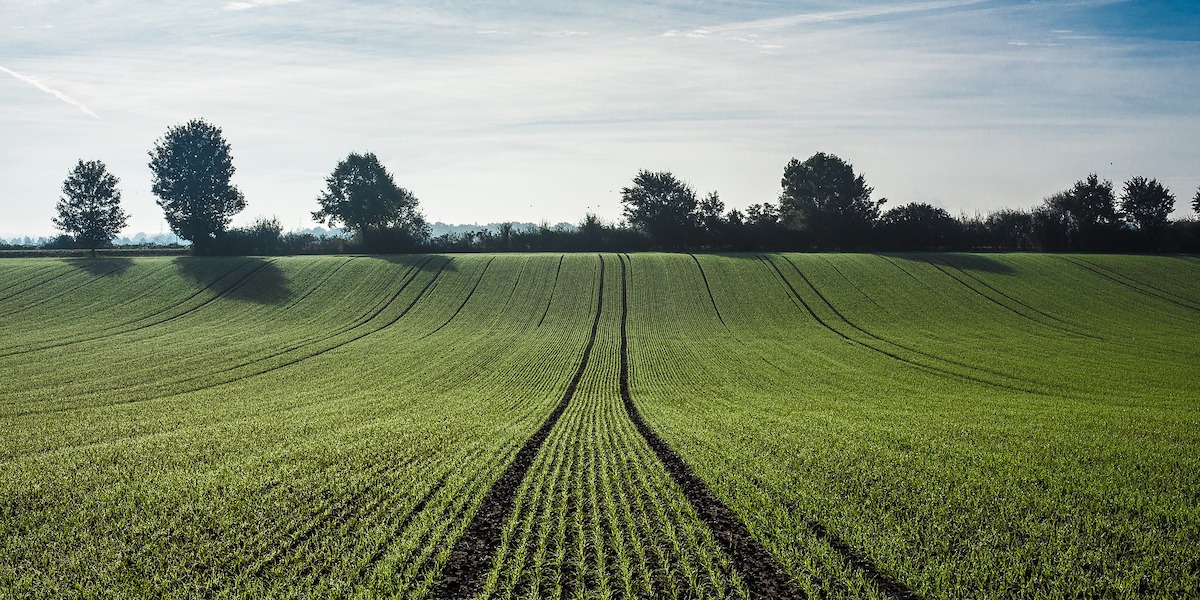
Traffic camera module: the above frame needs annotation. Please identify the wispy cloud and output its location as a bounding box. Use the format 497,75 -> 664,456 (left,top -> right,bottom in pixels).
224,0 -> 301,11
0,65 -> 99,119
683,0 -> 988,35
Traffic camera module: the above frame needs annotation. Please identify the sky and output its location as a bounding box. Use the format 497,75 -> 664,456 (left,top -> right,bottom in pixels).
2,0 -> 1198,238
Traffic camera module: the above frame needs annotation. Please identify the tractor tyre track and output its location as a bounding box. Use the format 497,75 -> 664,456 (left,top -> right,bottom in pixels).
0,264 -> 68,298
0,264 -> 127,319
1064,256 -> 1200,312
424,257 -> 495,338
617,254 -> 803,600
432,254 -> 607,600
913,255 -> 1100,340
817,255 -> 886,311
778,256 -> 1053,391
536,254 -> 565,328
0,265 -> 76,302
690,254 -> 787,375
5,258 -> 451,419
283,256 -> 359,310
0,258 -> 259,358
689,254 -> 727,328
759,256 -> 1046,396
930,255 -> 1097,332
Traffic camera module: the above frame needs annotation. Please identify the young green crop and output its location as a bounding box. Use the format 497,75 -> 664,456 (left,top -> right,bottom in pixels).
627,252 -> 1200,598
1,252 -> 1197,598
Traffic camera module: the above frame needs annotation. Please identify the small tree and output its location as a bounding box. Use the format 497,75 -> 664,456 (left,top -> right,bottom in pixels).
53,159 -> 129,254
312,152 -> 429,252
779,152 -> 884,249
1193,186 -> 1200,215
148,118 -> 246,254
1120,176 -> 1174,233
619,170 -> 699,249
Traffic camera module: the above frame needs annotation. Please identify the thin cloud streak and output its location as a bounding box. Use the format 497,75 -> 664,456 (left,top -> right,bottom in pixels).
691,0 -> 989,34
0,64 -> 100,120
224,0 -> 302,11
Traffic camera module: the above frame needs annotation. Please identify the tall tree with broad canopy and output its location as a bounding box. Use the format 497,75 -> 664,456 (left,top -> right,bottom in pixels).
148,118 -> 245,254
53,159 -> 129,253
619,170 -> 700,249
312,152 -> 429,252
779,152 -> 884,248
1120,176 -> 1175,232
1046,173 -> 1118,249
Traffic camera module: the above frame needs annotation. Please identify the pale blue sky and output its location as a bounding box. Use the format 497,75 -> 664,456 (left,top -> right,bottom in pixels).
2,0 -> 1198,237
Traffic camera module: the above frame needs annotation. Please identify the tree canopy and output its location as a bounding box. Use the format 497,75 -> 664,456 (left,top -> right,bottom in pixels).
1040,174 -> 1118,250
877,202 -> 960,250
53,159 -> 128,250
619,170 -> 700,249
312,152 -> 429,251
148,118 -> 245,254
1120,176 -> 1174,232
779,152 -> 884,248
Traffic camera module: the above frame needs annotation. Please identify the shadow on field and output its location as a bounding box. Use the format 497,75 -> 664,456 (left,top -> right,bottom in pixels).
379,254 -> 459,273
891,252 -> 1016,275
174,257 -> 293,305
67,257 -> 134,276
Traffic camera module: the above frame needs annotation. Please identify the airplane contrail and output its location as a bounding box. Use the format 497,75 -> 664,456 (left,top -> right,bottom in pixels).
0,64 -> 100,120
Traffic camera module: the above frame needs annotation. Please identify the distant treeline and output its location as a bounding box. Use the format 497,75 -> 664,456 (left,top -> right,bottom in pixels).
30,116 -> 1200,256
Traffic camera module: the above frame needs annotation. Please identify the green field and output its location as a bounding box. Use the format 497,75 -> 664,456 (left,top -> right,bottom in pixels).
1,253 -> 1198,599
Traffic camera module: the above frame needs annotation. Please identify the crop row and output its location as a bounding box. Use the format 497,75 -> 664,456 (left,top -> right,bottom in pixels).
1,252 -> 1198,598
626,253 -> 1200,598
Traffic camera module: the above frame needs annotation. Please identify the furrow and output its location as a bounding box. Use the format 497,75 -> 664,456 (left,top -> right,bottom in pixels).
537,254 -> 565,328
931,255 -> 1097,331
618,254 -> 803,600
0,258 -> 259,358
778,255 -> 1054,391
423,256 -> 495,338
1064,256 -> 1200,312
0,263 -> 63,296
0,264 -> 128,319
689,253 -> 727,328
282,255 -> 359,309
759,255 -> 1047,396
0,264 -> 76,303
431,254 -> 606,599
2,258 -> 449,419
914,254 -> 1099,339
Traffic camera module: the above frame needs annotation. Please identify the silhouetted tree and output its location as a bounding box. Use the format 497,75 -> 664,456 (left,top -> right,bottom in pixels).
779,152 -> 884,249
578,212 -> 606,250
985,208 -> 1036,250
53,159 -> 129,254
1193,186 -> 1200,215
148,118 -> 245,254
619,170 -> 699,248
1120,176 -> 1174,249
312,152 -> 429,252
1033,197 -> 1073,251
1047,174 -> 1119,250
877,202 -> 961,250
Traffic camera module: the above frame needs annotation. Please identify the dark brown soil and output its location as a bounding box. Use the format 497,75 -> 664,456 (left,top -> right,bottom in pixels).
616,254 -> 805,600
431,256 -> 607,599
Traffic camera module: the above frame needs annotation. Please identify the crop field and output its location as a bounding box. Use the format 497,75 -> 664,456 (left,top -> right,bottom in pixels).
1,252 -> 1198,599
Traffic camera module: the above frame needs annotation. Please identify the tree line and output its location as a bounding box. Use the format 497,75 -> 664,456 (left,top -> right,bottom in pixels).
39,117 -> 1200,255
